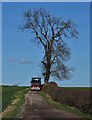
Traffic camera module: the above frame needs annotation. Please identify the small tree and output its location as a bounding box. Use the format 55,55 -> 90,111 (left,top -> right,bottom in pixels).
19,8 -> 78,83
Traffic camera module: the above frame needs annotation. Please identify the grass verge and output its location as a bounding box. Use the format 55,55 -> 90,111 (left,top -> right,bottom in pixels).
1,87 -> 31,119
2,85 -> 29,112
40,92 -> 92,119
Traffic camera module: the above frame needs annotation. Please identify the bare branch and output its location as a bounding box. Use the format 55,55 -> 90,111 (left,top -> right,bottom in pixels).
19,8 -> 78,82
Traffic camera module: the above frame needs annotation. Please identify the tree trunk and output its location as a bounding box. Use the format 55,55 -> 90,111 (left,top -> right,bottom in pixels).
44,47 -> 51,84
44,70 -> 50,84
44,62 -> 51,84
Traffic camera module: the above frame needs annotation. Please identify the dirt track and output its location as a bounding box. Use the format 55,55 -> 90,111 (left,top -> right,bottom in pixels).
17,91 -> 80,119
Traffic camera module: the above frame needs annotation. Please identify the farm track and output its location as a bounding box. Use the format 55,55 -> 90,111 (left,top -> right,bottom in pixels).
17,91 -> 80,119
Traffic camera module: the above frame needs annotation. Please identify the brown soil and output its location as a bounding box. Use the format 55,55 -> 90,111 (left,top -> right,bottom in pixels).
17,91 -> 80,120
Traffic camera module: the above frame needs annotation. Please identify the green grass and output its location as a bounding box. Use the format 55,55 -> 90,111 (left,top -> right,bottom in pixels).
2,85 -> 29,112
40,92 -> 92,119
3,88 -> 30,118
0,86 -> 30,118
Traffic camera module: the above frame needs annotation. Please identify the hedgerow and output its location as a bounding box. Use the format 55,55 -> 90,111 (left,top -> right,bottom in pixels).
42,82 -> 92,115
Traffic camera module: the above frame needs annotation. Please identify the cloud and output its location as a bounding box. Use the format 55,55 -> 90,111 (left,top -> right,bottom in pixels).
9,57 -> 16,62
18,59 -> 31,64
9,57 -> 32,64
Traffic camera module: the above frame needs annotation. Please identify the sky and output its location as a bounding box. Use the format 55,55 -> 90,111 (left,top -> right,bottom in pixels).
1,2 -> 90,87
0,2 -> 2,85
0,0 -> 91,2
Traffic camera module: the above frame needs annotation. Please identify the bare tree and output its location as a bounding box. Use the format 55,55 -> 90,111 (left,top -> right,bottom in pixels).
19,8 -> 78,83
